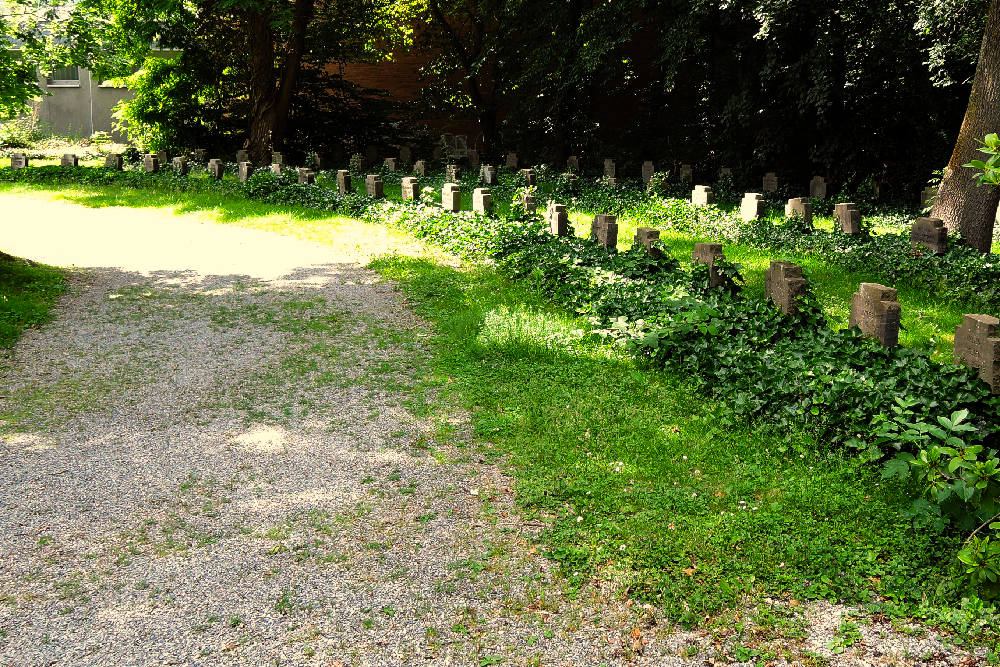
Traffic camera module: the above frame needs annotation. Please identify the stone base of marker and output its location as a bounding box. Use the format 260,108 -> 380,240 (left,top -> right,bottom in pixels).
11,153 -> 28,169
208,159 -> 224,180
911,217 -> 948,255
239,162 -> 254,182
62,154 -> 79,168
384,158 -> 397,172
401,177 -> 419,200
442,183 -> 461,212
297,168 -> 315,185
172,157 -> 189,175
785,197 -> 813,227
692,185 -> 714,206
142,155 -> 158,173
481,165 -> 497,185
446,165 -> 461,181
271,163 -> 284,176
591,215 -> 619,250
634,228 -> 661,256
955,314 -> 1000,393
849,283 -> 901,347
472,188 -> 492,214
337,170 -> 352,195
546,202 -> 569,236
506,153 -> 518,169
835,203 -> 861,234
692,242 -> 726,288
366,174 -> 384,199
739,193 -> 766,222
413,160 -> 427,176
679,164 -> 693,183
521,191 -> 537,214
104,154 -> 123,170
520,169 -> 536,186
642,161 -> 654,183
603,159 -> 616,179
809,176 -> 827,199
763,172 -> 778,192
765,261 -> 808,315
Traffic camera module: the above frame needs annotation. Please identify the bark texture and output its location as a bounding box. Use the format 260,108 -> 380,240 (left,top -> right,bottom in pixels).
931,0 -> 1000,253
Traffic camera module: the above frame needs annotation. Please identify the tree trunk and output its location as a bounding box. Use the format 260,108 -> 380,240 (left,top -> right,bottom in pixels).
270,0 -> 315,152
245,9 -> 276,164
931,0 -> 1000,253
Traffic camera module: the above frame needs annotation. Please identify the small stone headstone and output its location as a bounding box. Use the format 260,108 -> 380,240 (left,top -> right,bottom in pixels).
849,283 -> 901,347
401,176 -> 420,200
785,197 -> 813,227
634,227 -> 661,256
921,185 -> 937,208
809,176 -> 827,199
521,190 -> 537,214
692,185 -> 714,206
446,164 -> 461,181
350,153 -> 363,173
236,150 -> 249,163
604,159 -> 616,179
835,203 -> 862,235
191,149 -> 206,162
567,156 -> 579,172
911,217 -> 948,255
442,183 -> 461,212
762,172 -> 778,192
472,188 -> 492,214
591,214 -> 619,250
271,163 -> 284,176
468,150 -> 480,167
679,164 -> 693,183
208,159 -> 224,180
272,152 -> 285,166
365,174 -> 384,198
954,314 -> 1000,393
413,160 -> 427,176
104,154 -> 123,170
384,157 -> 397,172
297,168 -> 315,184
337,170 -> 352,195
642,161 -> 655,184
692,242 -> 726,289
546,202 -> 569,236
11,153 -> 28,169
399,146 -> 412,165
606,177 -> 619,188
156,150 -> 168,165
506,153 -> 518,169
561,173 -> 579,193
481,165 -> 497,185
739,193 -> 766,222
309,152 -> 326,170
765,261 -> 808,315
520,168 -> 536,186
239,161 -> 254,182
62,154 -> 79,168
172,156 -> 189,175
719,167 -> 733,179
142,154 -> 158,173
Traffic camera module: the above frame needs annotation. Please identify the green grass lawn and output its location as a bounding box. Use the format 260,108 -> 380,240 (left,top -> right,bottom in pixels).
0,252 -> 66,348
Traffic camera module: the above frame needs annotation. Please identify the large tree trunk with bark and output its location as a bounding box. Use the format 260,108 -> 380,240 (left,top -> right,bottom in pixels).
246,10 -> 277,164
931,0 -> 1000,253
270,0 -> 315,152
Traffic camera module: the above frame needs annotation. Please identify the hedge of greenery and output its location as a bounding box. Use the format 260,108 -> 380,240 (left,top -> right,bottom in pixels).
2,163 -> 998,590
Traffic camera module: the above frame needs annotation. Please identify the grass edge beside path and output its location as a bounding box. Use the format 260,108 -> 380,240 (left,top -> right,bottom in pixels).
0,251 -> 66,349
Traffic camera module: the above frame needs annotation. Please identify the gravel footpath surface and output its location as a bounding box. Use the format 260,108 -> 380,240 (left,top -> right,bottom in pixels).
0,193 -> 988,666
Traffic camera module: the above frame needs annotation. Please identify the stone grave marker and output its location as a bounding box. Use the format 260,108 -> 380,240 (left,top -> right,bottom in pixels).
191,149 -> 206,162
62,154 -> 79,168
954,314 -> 1000,393
739,193 -> 766,222
521,190 -> 537,214
719,167 -> 733,179
208,159 -> 224,180
365,174 -> 384,198
104,154 -> 123,170
762,172 -> 778,192
442,183 -> 461,212
172,157 -> 189,175
271,163 -> 284,176
567,156 -> 579,171
308,152 -> 326,170
642,161 -> 655,183
849,283 -> 901,347
401,177 -> 420,200
236,150 -> 249,163
472,188 -> 492,214
692,185 -> 714,206
297,168 -> 315,184
11,153 -> 28,169
239,161 -> 254,182
350,153 -> 363,173
911,217 -> 948,255
606,177 -> 619,188
591,214 -> 619,250
765,261 -> 808,315
634,227 -> 661,256
691,242 -> 726,288
679,164 -> 693,183
142,154 -> 158,173
156,150 -> 168,165
604,159 -> 616,178
446,164 -> 461,181
561,173 -> 579,193
272,152 -> 285,166
384,158 -> 397,172
413,160 -> 427,176
337,170 -> 352,195
835,202 -> 862,234
481,165 -> 497,185
785,197 -> 813,227
546,202 -> 569,236
520,168 -> 536,186
809,176 -> 827,199
506,153 -> 518,169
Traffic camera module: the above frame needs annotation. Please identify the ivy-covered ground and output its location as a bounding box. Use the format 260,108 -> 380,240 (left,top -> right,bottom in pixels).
2,164 -> 1000,661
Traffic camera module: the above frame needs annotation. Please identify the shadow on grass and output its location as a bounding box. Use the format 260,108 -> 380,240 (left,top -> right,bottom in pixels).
370,253 -> 960,627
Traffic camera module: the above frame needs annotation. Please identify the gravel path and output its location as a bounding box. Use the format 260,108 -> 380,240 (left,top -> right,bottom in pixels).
0,192 -> 988,666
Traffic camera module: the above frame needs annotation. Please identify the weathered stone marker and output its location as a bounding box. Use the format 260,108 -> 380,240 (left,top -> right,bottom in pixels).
954,314 -> 1000,393
520,168 -> 536,186
546,202 -> 569,236
239,161 -> 254,182
413,160 -> 427,176
719,167 -> 733,179
236,150 -> 249,163
156,150 -> 169,165
11,153 -> 28,169
809,176 -> 827,199
297,168 -> 315,184
208,159 -> 224,180
271,163 -> 284,176
521,190 -> 537,214
62,154 -> 79,168
383,157 -> 397,172
271,152 -> 285,166
442,183 -> 461,212
505,153 -> 518,169
849,283 -> 901,347
480,165 -> 497,185
692,185 -> 714,206
172,156 -> 189,175
591,214 -> 619,250
366,174 -> 384,198
634,227 -> 661,255
472,187 -> 492,214
104,154 -> 123,170
446,164 -> 461,181
765,261 -> 808,315
691,242 -> 727,288
337,170 -> 352,195
350,153 -> 363,173
191,149 -> 206,162
739,193 -> 766,222
309,152 -> 326,170
401,177 -> 420,200
835,202 -> 862,234
142,154 -> 158,173
642,161 -> 655,183
785,197 -> 813,226
679,164 -> 693,183
911,217 -> 948,255
762,172 -> 778,192
399,145 -> 412,165
604,159 -> 616,178
567,155 -> 579,171
607,177 -> 620,188
921,186 -> 937,208
561,173 -> 579,193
